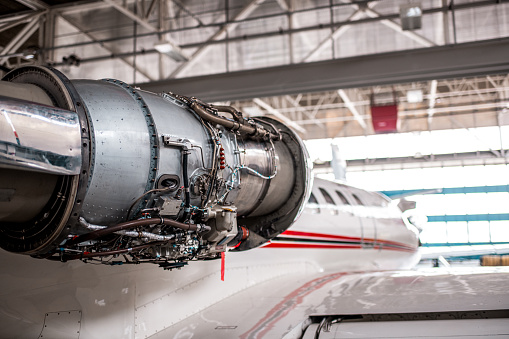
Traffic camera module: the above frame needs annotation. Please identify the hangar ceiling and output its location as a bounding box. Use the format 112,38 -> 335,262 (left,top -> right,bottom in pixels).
0,0 -> 508,140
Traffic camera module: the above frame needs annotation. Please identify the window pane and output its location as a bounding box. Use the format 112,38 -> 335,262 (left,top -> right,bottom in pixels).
490,221 -> 509,242
319,188 -> 335,205
352,194 -> 363,205
335,190 -> 349,205
421,222 -> 447,244
468,221 -> 491,243
446,222 -> 469,243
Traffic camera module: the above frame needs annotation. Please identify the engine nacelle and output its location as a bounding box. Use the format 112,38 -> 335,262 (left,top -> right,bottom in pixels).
0,66 -> 311,266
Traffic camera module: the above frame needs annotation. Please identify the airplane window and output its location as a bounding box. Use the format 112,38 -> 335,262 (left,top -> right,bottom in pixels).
319,188 -> 335,205
352,193 -> 364,205
336,190 -> 350,205
307,193 -> 320,214
319,188 -> 339,215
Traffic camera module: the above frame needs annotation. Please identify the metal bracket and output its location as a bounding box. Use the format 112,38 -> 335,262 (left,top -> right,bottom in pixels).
162,134 -> 192,150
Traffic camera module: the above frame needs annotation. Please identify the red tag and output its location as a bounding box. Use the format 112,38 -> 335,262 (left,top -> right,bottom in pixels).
221,252 -> 225,281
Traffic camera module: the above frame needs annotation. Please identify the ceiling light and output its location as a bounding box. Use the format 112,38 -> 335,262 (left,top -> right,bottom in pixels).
400,3 -> 422,30
154,41 -> 188,62
407,89 -> 423,103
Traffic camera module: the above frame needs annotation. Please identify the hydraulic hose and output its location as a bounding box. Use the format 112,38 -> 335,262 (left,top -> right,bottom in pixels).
211,105 -> 243,122
49,241 -> 165,261
189,101 -> 280,140
65,218 -> 210,246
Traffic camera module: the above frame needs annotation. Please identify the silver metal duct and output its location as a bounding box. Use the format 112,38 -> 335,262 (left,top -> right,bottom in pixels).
0,96 -> 82,175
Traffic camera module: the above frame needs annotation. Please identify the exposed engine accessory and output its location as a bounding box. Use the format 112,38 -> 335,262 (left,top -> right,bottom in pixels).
0,66 -> 311,268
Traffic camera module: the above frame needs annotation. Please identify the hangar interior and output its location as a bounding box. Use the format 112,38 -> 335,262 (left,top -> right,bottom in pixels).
1,0 -> 508,253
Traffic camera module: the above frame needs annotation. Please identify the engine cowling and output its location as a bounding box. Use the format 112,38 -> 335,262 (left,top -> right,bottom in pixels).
0,66 -> 311,266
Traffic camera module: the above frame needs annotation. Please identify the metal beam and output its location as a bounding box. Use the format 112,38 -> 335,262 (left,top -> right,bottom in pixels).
364,8 -> 435,47
168,0 -> 265,78
341,149 -> 509,172
301,1 -> 380,62
253,98 -> 306,133
137,38 -> 509,102
284,95 -> 325,128
296,101 -> 507,125
13,0 -> 49,10
58,14 -> 155,81
103,0 -> 188,64
301,8 -> 363,62
55,1 -> 112,14
103,0 -> 157,32
0,16 -> 41,65
275,0 -> 289,12
338,89 -> 367,130
0,13 -> 37,34
427,79 -> 438,128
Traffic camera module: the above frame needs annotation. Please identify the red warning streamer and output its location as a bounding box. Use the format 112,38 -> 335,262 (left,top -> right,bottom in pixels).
221,251 -> 225,281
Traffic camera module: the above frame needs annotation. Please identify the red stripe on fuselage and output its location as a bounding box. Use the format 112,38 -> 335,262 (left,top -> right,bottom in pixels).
280,230 -> 416,251
263,242 -> 416,252
263,242 -> 362,249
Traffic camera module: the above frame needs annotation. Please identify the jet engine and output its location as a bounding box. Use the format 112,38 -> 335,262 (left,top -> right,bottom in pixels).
0,66 -> 311,267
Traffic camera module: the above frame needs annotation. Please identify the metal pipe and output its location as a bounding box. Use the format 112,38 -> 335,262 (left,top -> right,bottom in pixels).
79,217 -> 175,241
80,242 -> 161,259
211,105 -> 243,122
0,96 -> 82,175
66,217 -> 210,246
182,150 -> 191,218
50,241 -> 165,261
30,0 -> 494,55
189,100 -> 280,140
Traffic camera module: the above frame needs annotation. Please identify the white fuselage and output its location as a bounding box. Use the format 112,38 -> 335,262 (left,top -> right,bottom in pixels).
0,177 -> 420,339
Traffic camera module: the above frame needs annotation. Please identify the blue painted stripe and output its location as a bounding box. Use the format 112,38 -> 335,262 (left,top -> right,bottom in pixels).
427,214 -> 509,222
381,185 -> 509,198
441,185 -> 509,194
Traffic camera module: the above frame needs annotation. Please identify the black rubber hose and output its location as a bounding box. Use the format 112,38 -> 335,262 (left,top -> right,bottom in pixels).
65,218 -> 203,246
48,241 -> 165,261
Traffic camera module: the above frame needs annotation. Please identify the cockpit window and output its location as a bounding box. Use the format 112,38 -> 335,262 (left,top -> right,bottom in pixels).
319,188 -> 335,205
336,190 -> 349,205
308,193 -> 318,204
307,193 -> 320,214
372,194 -> 389,207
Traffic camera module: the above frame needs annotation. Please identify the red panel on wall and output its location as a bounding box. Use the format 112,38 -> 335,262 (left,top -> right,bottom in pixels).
370,104 -> 398,133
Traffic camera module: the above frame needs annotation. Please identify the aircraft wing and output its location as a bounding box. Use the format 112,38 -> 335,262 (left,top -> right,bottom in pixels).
149,267 -> 509,339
